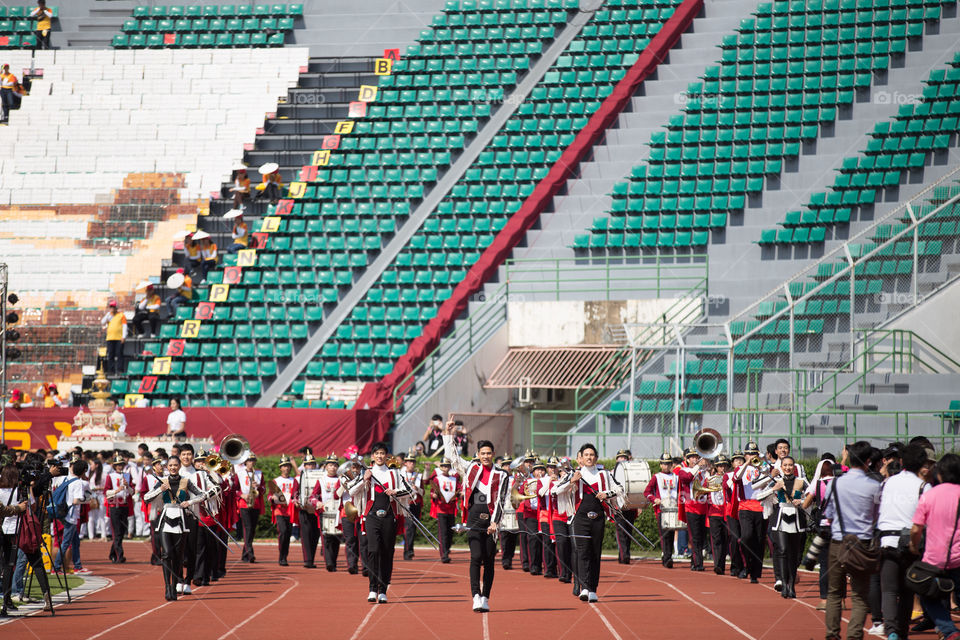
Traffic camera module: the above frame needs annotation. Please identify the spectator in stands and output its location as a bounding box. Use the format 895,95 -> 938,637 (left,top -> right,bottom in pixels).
199,237 -> 218,283
132,284 -> 162,338
227,212 -> 249,253
29,1 -> 53,50
453,420 -> 470,456
911,453 -> 960,640
35,383 -> 67,408
164,268 -> 193,314
184,233 -> 202,276
255,163 -> 283,205
0,64 -> 17,124
229,168 -> 251,210
4,389 -> 33,409
166,398 -> 186,440
422,415 -> 445,457
823,440 -> 881,640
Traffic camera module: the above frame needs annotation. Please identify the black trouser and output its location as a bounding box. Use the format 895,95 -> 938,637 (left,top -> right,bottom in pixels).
572,510 -> 605,593
686,511 -> 707,570
1,533 -> 15,607
298,511 -> 319,567
771,530 -> 802,593
518,512 -> 529,570
708,515 -> 727,574
239,508 -> 259,562
403,502 -> 421,559
195,523 -> 217,584
182,514 -> 198,584
108,505 -> 128,562
520,515 -> 541,574
0,88 -> 13,121
322,533 -> 340,570
105,339 -> 124,376
726,515 -> 743,575
869,570 -> 883,627
132,310 -> 160,337
160,531 -> 186,597
215,525 -> 228,577
436,512 -> 455,561
553,520 -> 572,581
766,518 -> 781,583
149,516 -> 161,565
739,510 -> 765,579
614,508 -> 638,564
342,517 -> 361,571
276,515 -> 292,564
656,512 -> 676,566
500,529 -> 517,568
881,548 -> 915,638
364,511 -> 397,594
539,520 -> 556,577
466,501 -> 496,598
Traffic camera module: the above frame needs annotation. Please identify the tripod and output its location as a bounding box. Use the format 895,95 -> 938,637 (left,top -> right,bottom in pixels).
2,484 -> 60,617
24,487 -> 71,608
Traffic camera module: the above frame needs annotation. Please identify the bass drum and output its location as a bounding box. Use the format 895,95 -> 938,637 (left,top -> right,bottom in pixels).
321,510 -> 341,536
615,460 -> 652,510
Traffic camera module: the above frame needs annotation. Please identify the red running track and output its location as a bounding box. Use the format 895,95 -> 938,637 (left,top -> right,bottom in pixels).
0,540 -> 929,639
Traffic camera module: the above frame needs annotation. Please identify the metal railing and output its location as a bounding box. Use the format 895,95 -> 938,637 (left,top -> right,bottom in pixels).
392,254 -> 710,415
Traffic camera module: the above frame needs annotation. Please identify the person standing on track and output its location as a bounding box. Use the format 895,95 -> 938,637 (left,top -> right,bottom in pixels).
430,459 -> 459,564
103,452 -> 134,564
611,449 -> 639,565
497,457 -> 519,570
297,452 -> 321,569
643,453 -> 680,568
268,455 -> 298,567
401,453 -> 426,561
311,454 -> 344,571
350,442 -> 413,604
234,452 -> 264,563
442,420 -> 509,613
555,443 -> 623,603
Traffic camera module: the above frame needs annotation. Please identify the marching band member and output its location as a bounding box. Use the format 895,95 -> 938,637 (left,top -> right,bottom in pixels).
141,457 -> 166,565
555,443 -> 623,603
525,459 -> 545,575
707,455 -> 732,575
103,453 -> 134,563
269,455 -> 299,567
340,462 -> 364,576
674,448 -> 711,572
442,421 -> 509,613
312,454 -> 344,571
514,451 -> 535,572
177,445 -> 201,589
143,456 -> 215,601
611,449 -> 639,565
297,452 -> 321,569
536,460 -> 557,579
756,456 -> 808,598
726,452 -> 746,578
497,457 -> 518,570
235,451 -> 264,563
430,459 -> 459,564
550,459 -> 575,583
401,453 -> 426,560
733,441 -> 766,583
350,442 -> 413,604
643,453 -> 679,568
190,453 -> 222,586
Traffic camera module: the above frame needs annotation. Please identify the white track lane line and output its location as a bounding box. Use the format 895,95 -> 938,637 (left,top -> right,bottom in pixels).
592,605 -> 624,640
216,576 -> 299,640
639,575 -> 756,639
482,612 -> 490,640
348,604 -> 380,640
85,602 -> 173,640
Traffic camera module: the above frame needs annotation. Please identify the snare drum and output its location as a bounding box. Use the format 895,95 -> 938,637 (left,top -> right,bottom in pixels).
321,511 -> 340,536
500,510 -> 519,532
660,508 -> 684,530
614,460 -> 652,510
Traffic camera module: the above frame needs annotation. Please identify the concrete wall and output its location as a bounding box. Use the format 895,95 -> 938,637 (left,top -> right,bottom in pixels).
507,298 -> 683,346
886,277 -> 960,363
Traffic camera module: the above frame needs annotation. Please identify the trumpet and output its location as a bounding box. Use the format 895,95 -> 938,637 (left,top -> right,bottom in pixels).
203,453 -> 232,477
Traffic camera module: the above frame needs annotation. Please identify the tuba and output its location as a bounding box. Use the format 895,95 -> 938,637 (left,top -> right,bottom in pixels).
220,434 -> 251,466
693,428 -> 723,460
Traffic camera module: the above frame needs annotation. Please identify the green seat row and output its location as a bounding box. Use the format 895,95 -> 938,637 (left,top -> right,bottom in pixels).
132,4 -> 302,18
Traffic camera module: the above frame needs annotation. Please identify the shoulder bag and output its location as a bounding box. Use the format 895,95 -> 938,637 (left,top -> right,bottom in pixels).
831,478 -> 881,573
905,495 -> 960,598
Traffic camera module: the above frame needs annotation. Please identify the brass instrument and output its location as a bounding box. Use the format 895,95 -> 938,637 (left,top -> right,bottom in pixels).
747,457 -> 763,467
203,453 -> 232,477
343,501 -> 359,522
510,477 -> 539,508
693,472 -> 724,498
220,433 -> 251,466
693,427 -> 723,460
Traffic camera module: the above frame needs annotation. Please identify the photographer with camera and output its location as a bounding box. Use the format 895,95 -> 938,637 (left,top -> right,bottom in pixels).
52,459 -> 94,577
802,453 -> 838,610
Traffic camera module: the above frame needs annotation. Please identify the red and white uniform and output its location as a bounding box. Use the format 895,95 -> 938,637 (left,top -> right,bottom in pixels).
270,476 -> 299,522
442,435 -> 508,524
192,470 -> 220,527
104,470 -> 134,517
403,469 -> 424,508
235,467 -> 265,511
674,464 -> 710,522
140,471 -> 164,520
310,473 -> 343,527
554,465 -> 622,520
732,463 -> 765,516
349,465 -> 412,531
430,470 -> 459,518
643,471 -> 679,516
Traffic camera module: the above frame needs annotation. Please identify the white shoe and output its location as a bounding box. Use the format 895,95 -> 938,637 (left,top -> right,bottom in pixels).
377,593 -> 387,604
774,580 -> 783,592
182,584 -> 192,595
588,592 -> 598,603
579,589 -> 589,601
479,596 -> 489,612
866,623 -> 885,637
175,583 -> 183,594
473,594 -> 482,611
368,591 -> 377,603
